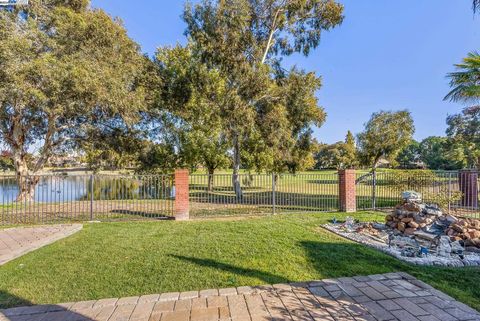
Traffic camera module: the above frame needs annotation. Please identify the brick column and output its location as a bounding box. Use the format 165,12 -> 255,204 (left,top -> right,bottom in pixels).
174,169 -> 190,221
459,170 -> 478,208
339,169 -> 356,213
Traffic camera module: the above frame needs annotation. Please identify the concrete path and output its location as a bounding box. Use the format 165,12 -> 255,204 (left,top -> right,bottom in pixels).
0,224 -> 83,266
1,272 -> 479,321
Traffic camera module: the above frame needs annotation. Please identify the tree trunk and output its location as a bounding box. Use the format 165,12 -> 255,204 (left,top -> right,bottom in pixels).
207,167 -> 215,192
13,155 -> 39,202
232,134 -> 243,200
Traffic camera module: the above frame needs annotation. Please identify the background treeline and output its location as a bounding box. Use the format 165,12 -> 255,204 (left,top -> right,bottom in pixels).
315,106 -> 480,171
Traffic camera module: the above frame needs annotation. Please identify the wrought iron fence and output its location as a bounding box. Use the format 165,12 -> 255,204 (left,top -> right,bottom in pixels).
189,173 -> 339,217
0,174 -> 175,225
1,170 -> 478,224
356,171 -> 480,218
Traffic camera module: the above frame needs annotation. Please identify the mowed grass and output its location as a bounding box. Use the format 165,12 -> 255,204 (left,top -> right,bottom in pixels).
0,212 -> 479,310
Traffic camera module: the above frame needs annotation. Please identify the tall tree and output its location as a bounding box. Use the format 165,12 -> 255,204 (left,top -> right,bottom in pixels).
183,0 -> 343,197
357,110 -> 414,208
474,0 -> 480,13
0,0 -> 147,201
357,110 -> 414,171
152,45 -> 231,190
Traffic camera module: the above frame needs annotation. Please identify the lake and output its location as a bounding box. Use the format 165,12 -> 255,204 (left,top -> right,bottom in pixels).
0,175 -> 90,204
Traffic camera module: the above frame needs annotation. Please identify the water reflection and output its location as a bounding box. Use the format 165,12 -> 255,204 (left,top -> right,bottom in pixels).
0,176 -> 89,204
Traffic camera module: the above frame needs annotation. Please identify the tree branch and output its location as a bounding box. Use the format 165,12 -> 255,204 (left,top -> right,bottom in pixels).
261,6 -> 284,64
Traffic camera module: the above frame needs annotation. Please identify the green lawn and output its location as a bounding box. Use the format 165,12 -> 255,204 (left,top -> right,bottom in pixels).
0,212 -> 479,311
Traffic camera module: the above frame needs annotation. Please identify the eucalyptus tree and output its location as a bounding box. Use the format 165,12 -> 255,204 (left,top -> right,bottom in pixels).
0,0 -> 147,201
183,0 -> 343,197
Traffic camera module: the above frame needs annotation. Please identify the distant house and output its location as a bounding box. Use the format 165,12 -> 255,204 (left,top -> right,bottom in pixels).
48,154 -> 84,168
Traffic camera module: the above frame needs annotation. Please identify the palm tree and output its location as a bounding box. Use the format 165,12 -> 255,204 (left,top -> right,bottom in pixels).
474,0 -> 480,13
445,52 -> 480,104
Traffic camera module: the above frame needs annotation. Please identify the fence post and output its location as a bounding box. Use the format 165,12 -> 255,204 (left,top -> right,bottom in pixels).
459,169 -> 479,209
339,169 -> 356,213
174,169 -> 190,221
89,174 -> 94,221
448,172 -> 452,213
272,173 -> 276,215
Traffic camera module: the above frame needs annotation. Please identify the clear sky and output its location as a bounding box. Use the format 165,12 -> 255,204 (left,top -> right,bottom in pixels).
91,0 -> 480,144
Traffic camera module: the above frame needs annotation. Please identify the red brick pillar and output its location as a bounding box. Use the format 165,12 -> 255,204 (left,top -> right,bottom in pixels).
339,169 -> 356,213
174,169 -> 190,221
459,170 -> 478,208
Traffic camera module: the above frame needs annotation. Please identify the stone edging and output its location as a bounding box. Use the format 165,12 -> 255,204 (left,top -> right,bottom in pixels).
321,224 -> 480,268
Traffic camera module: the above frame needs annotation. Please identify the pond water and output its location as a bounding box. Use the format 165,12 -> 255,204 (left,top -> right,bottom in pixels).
0,175 -> 174,204
0,176 -> 90,204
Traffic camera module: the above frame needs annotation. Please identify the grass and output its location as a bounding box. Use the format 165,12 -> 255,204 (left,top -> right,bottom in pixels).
0,212 -> 479,311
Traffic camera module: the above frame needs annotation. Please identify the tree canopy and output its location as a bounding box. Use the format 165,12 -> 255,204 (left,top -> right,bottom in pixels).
419,136 -> 466,170
396,140 -> 421,169
181,0 -> 343,196
0,0 -> 147,200
357,110 -> 414,171
446,106 -> 480,168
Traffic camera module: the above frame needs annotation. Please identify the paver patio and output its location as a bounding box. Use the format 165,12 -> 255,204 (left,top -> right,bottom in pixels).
1,272 -> 478,321
0,224 -> 83,266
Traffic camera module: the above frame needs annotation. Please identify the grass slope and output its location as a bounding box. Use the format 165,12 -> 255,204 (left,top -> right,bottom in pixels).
0,212 -> 479,310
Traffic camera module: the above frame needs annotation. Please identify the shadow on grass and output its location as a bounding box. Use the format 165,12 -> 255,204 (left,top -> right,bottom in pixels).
170,255 -> 289,284
170,241 -> 407,286
0,291 -> 95,320
299,241 -> 406,278
110,209 -> 174,219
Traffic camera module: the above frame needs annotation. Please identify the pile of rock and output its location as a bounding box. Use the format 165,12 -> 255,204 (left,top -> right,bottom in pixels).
385,191 -> 480,254
385,202 -> 439,236
446,218 -> 480,252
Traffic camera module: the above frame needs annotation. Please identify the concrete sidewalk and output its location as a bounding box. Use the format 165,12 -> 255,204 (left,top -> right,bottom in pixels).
1,272 -> 479,321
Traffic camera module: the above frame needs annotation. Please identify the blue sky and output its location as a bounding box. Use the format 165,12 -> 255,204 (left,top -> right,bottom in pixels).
92,0 -> 480,144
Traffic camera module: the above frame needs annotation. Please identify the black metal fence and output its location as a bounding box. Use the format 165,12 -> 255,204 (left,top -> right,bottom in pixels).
356,171 -> 479,218
190,170 -> 479,218
0,174 -> 175,224
1,170 -> 479,224
189,173 -> 339,217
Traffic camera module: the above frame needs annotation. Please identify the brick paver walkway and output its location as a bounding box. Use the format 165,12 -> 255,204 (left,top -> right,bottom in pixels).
1,272 -> 479,321
0,224 -> 83,266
